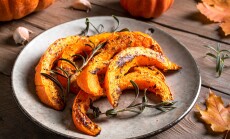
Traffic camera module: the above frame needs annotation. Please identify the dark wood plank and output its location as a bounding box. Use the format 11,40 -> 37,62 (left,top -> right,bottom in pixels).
89,0 -> 230,44
0,73 -> 228,138
0,21 -> 43,75
0,74 -> 64,139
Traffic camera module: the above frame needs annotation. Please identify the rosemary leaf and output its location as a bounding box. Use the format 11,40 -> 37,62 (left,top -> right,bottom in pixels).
97,24 -> 104,33
55,58 -> 77,70
72,54 -> 86,65
216,54 -> 221,72
118,28 -> 130,32
85,44 -> 92,48
128,80 -> 140,108
50,70 -> 67,79
220,49 -> 230,53
204,45 -> 218,53
206,53 -> 217,58
112,15 -> 119,32
41,73 -> 65,101
105,109 -> 118,117
56,67 -> 69,77
218,61 -> 224,77
89,99 -> 101,118
140,89 -> 148,112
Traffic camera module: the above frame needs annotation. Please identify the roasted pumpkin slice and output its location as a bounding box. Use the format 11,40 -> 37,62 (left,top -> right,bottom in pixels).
72,90 -> 101,136
77,31 -> 163,96
119,70 -> 172,103
57,33 -> 112,93
105,47 -> 181,107
35,35 -> 80,110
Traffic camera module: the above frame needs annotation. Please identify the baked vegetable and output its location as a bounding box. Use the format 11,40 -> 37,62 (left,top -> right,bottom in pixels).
104,46 -> 181,107
72,90 -> 101,136
57,33 -> 112,93
119,69 -> 172,102
35,35 -> 80,110
76,31 -> 163,96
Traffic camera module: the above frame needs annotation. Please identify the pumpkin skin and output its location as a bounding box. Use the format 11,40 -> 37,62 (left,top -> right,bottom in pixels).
72,90 -> 102,136
0,0 -> 54,21
120,0 -> 174,18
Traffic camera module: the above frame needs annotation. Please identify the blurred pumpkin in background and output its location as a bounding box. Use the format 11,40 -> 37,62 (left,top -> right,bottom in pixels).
0,0 -> 55,21
120,0 -> 174,18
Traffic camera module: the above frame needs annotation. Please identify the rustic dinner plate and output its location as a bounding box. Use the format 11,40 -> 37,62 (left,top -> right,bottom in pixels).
12,16 -> 201,138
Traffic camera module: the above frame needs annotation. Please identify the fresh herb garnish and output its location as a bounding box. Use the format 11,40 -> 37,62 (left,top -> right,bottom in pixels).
205,43 -> 230,77
90,80 -> 177,118
79,18 -> 104,36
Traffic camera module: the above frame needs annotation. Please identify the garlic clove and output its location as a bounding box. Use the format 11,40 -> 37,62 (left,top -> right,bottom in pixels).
13,27 -> 33,45
71,0 -> 92,13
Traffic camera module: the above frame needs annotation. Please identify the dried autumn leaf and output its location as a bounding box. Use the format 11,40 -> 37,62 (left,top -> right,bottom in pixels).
220,17 -> 230,35
196,0 -> 230,36
196,90 -> 230,133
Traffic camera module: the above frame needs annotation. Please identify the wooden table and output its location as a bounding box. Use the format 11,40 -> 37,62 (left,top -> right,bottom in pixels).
0,0 -> 229,138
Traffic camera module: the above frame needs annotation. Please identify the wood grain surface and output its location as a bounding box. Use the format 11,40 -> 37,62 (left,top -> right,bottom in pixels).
0,0 -> 229,139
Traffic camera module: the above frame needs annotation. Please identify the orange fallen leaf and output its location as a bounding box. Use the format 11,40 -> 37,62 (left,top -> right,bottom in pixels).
197,0 -> 230,36
196,89 -> 230,134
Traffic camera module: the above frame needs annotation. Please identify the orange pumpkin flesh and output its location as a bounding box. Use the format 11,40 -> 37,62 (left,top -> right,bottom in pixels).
119,69 -> 172,102
0,0 -> 54,21
35,35 -> 80,110
76,31 -> 163,96
57,33 -> 112,94
131,66 -> 165,81
105,47 -> 180,107
72,90 -> 101,136
120,0 -> 174,18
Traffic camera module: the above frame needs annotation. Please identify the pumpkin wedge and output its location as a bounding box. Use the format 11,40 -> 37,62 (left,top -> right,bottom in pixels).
104,47 -> 180,107
57,33 -> 112,93
77,31 -> 163,96
72,90 -> 101,136
35,35 -> 80,110
119,69 -> 172,102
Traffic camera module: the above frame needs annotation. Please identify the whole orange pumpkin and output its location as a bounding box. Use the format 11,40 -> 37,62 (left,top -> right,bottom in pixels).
120,0 -> 174,18
0,0 -> 55,21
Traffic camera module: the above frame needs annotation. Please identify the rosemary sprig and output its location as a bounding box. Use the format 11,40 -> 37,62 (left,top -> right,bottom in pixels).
41,66 -> 73,103
90,80 -> 177,118
79,18 -> 104,36
77,41 -> 107,70
204,43 -> 230,77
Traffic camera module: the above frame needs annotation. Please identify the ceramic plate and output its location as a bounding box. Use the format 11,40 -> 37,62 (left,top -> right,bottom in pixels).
12,16 -> 201,138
